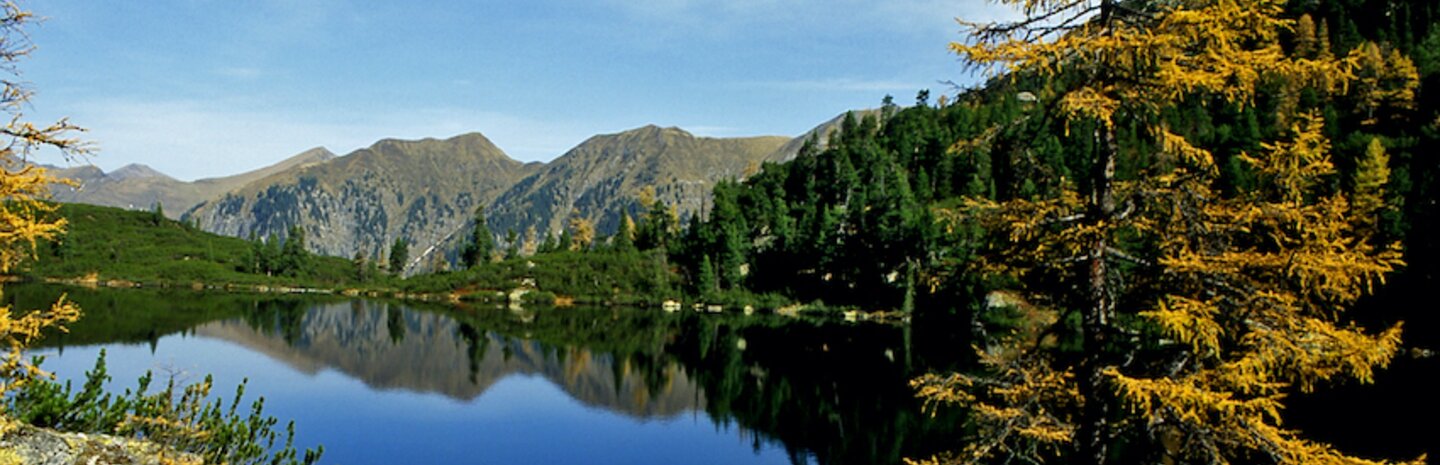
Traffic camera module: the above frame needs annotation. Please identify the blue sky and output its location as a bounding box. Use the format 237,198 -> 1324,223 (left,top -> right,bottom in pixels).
22,0 -> 1011,181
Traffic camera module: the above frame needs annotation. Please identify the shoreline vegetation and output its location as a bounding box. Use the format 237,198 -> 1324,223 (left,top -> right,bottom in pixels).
17,271 -> 909,325
19,203 -> 912,322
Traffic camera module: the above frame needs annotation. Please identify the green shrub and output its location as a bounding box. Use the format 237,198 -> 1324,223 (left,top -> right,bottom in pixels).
8,351 -> 323,465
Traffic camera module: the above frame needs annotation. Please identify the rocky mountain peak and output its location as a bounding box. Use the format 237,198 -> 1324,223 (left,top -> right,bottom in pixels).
108,163 -> 173,181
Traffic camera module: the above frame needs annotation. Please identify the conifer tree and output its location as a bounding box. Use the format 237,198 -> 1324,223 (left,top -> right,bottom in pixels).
247,232 -> 264,274
614,213 -> 635,251
1296,14 -> 1318,58
538,232 -> 558,254
558,228 -> 574,253
912,1 -> 1415,465
569,217 -> 595,251
1352,137 -> 1391,237
696,254 -> 717,297
388,238 -> 408,276
262,233 -> 281,276
1353,42 -> 1420,125
635,198 -> 676,252
151,201 -> 164,225
1317,18 -> 1333,58
461,206 -> 494,269
279,225 -> 309,277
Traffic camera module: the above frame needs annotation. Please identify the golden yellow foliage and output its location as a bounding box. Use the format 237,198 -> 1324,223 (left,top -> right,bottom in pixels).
1295,14 -> 1318,58
918,1 -> 1418,465
1351,137 -> 1391,236
1352,42 -> 1420,125
0,1 -> 87,403
521,224 -> 538,256
569,216 -> 595,251
636,185 -> 657,209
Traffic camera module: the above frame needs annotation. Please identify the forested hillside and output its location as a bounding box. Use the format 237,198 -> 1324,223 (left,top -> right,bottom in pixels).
654,0 -> 1438,463
668,0 -> 1438,334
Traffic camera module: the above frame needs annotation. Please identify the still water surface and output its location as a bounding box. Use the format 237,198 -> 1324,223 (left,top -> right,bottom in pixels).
11,284 -> 962,465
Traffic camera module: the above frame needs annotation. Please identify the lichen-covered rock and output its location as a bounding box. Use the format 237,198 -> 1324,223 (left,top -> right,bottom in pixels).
0,420 -> 199,465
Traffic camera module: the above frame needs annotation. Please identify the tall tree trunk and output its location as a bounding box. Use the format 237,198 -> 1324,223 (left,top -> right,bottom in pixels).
1078,123 -> 1118,465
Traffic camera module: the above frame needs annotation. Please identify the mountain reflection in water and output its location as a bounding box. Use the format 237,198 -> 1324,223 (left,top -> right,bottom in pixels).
14,284 -> 964,465
194,300 -> 705,419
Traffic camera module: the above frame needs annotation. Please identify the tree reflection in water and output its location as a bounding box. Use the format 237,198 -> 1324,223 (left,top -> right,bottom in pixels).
16,283 -> 966,464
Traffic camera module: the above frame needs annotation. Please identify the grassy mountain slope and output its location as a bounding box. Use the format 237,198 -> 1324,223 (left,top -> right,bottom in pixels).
22,203 -> 358,286
484,125 -> 788,239
183,133 -> 539,272
47,148 -> 336,219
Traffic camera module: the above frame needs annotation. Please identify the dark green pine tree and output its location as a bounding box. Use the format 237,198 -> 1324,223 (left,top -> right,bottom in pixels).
261,233 -> 281,276
279,225 -> 310,277
696,254 -> 717,297
614,213 -> 636,251
635,199 -> 676,252
710,182 -> 749,289
462,206 -> 495,268
389,237 -> 409,276
247,231 -> 264,274
538,232 -> 558,254
151,201 -> 164,225
557,228 -> 574,253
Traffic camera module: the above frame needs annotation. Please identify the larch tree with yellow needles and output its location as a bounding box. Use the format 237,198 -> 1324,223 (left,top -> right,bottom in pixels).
911,0 -> 1419,464
0,1 -> 86,402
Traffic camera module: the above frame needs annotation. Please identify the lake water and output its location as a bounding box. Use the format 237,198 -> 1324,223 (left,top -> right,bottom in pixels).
8,284 -> 964,465
11,284 -> 1431,464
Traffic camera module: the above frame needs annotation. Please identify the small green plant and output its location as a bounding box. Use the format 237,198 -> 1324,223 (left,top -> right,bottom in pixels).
8,351 -> 323,465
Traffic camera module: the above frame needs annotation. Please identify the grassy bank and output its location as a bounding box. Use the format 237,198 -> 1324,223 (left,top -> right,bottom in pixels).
23,203 -> 364,288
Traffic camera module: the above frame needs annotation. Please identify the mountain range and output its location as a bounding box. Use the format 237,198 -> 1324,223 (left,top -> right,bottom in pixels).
47,147 -> 336,219
44,114 -> 853,273
185,132 -> 538,264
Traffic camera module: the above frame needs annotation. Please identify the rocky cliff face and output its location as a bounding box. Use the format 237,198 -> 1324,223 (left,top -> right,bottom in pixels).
484,125 -> 788,239
183,133 -> 537,272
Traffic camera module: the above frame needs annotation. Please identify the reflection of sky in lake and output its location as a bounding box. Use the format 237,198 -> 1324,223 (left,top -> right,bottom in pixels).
32,330 -> 791,465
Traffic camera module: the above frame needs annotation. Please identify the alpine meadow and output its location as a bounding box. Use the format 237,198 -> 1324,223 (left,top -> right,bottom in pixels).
1,0 -> 1435,464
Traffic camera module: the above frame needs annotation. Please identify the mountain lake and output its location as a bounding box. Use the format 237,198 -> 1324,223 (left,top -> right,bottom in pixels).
8,283 -> 1432,464
10,283 -> 968,465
